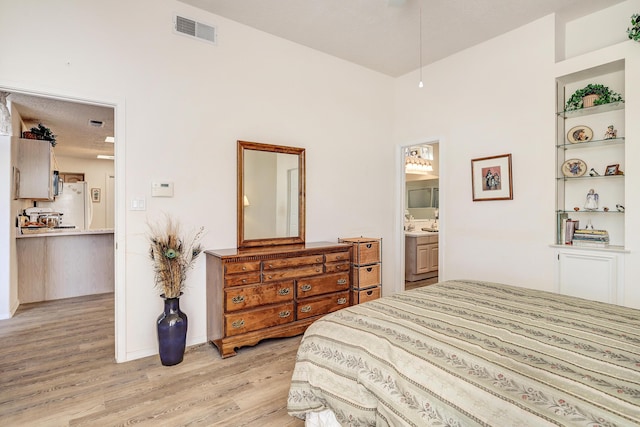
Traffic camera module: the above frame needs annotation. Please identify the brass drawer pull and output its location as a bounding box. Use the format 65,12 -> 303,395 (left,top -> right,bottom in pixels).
316,257 -> 322,262
335,255 -> 343,260
278,288 -> 290,296
316,268 -> 321,272
242,266 -> 247,271
337,278 -> 347,285
279,310 -> 291,318
232,295 -> 245,304
337,297 -> 347,305
232,319 -> 245,329
301,284 -> 312,292
268,264 -> 273,268
266,275 -> 273,280
242,279 -> 247,283
300,305 -> 312,313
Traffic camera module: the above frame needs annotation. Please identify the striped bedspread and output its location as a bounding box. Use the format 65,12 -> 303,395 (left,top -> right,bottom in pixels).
287,280 -> 640,426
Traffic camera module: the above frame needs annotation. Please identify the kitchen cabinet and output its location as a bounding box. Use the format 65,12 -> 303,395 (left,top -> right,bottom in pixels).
16,138 -> 53,200
405,233 -> 438,281
16,230 -> 114,303
205,242 -> 352,358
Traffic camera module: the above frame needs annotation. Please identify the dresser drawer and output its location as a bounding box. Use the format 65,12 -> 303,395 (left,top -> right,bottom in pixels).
224,272 -> 261,287
263,264 -> 323,282
297,272 -> 349,298
224,302 -> 294,336
325,261 -> 350,273
297,291 -> 350,320
225,260 -> 261,275
324,251 -> 350,263
340,238 -> 380,265
225,281 -> 294,312
263,255 -> 323,270
352,263 -> 381,289
352,287 -> 380,304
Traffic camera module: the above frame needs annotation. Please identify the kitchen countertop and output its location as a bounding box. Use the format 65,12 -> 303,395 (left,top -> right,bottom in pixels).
16,228 -> 115,239
405,230 -> 439,237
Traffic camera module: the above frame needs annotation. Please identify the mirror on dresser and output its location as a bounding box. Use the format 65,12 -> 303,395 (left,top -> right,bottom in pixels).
237,140 -> 305,248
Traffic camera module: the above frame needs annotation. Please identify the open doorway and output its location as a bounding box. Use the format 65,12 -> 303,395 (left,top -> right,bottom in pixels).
402,142 -> 440,291
2,88 -> 118,355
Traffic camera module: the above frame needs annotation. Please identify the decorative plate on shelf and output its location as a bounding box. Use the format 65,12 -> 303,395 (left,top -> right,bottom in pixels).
567,125 -> 593,143
561,158 -> 587,177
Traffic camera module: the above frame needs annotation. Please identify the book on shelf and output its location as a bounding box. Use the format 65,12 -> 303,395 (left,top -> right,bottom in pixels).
572,240 -> 609,248
563,219 -> 579,245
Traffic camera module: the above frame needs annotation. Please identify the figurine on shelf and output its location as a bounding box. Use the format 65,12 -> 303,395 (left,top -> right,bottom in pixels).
589,168 -> 600,176
604,125 -> 617,140
584,188 -> 599,211
616,204 -> 625,212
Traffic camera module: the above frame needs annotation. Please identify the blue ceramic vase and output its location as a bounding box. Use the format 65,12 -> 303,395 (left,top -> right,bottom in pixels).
157,294 -> 188,366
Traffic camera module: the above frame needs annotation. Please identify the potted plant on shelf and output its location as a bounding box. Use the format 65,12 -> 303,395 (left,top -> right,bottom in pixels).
564,84 -> 624,111
148,216 -> 204,366
628,13 -> 639,42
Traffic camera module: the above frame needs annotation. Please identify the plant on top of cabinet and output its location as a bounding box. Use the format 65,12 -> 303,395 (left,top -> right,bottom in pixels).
23,123 -> 57,146
564,84 -> 624,111
628,13 -> 640,42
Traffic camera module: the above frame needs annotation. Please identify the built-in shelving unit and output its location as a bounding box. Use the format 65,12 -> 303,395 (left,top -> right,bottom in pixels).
555,61 -> 625,249
553,59 -> 627,305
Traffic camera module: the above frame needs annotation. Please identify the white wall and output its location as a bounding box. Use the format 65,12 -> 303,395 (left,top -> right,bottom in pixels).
0,0 -> 395,361
394,15 -> 557,292
394,3 -> 640,307
55,156 -> 114,229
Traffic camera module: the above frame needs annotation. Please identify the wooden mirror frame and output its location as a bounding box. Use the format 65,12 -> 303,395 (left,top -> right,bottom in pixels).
237,140 -> 306,248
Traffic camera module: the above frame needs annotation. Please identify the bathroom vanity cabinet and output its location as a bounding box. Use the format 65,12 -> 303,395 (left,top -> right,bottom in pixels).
405,233 -> 438,282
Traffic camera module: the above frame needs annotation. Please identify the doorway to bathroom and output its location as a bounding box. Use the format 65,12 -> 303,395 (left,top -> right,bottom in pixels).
402,142 -> 439,290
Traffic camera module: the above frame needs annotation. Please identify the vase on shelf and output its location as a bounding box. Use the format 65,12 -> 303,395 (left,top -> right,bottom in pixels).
157,294 -> 188,366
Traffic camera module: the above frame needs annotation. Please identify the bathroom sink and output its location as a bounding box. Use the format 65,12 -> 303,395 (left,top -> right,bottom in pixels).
421,227 -> 439,232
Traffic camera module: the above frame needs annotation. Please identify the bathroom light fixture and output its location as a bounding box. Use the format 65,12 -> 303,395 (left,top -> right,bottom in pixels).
97,154 -> 114,160
105,136 -> 115,143
405,155 -> 432,173
243,195 -> 250,206
418,5 -> 423,88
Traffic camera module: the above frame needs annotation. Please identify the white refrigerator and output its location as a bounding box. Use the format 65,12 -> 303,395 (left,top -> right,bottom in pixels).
37,181 -> 93,230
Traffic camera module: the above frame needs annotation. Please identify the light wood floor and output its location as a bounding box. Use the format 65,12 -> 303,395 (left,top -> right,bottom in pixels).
0,293 -> 305,426
405,276 -> 439,291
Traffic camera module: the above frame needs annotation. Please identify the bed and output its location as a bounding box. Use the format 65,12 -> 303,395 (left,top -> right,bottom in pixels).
287,280 -> 640,426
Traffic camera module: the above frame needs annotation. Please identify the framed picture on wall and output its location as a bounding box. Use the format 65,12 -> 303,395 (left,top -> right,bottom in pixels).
471,153 -> 513,201
91,187 -> 101,203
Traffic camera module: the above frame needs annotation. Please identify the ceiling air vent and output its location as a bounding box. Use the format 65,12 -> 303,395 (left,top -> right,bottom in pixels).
174,15 -> 217,45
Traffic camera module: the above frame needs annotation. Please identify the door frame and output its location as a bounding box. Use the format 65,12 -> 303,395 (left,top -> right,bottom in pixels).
395,137 -> 444,294
1,82 -> 127,362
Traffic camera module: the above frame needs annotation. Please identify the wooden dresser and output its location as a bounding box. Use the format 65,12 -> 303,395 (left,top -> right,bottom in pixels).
205,242 -> 351,357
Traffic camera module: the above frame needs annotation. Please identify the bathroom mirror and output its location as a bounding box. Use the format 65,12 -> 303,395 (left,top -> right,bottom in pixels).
237,140 -> 305,248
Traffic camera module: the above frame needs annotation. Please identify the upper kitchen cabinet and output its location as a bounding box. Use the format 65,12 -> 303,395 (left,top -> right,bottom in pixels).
17,138 -> 54,200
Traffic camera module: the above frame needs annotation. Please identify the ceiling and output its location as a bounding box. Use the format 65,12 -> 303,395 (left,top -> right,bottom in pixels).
179,0 -> 623,77
7,93 -> 114,161
4,0 -> 622,160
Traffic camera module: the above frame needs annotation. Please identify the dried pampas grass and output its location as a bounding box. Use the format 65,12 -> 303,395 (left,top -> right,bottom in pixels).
148,216 -> 204,298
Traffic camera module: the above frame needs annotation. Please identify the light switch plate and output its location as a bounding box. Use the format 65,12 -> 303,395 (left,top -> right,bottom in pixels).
130,197 -> 146,211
